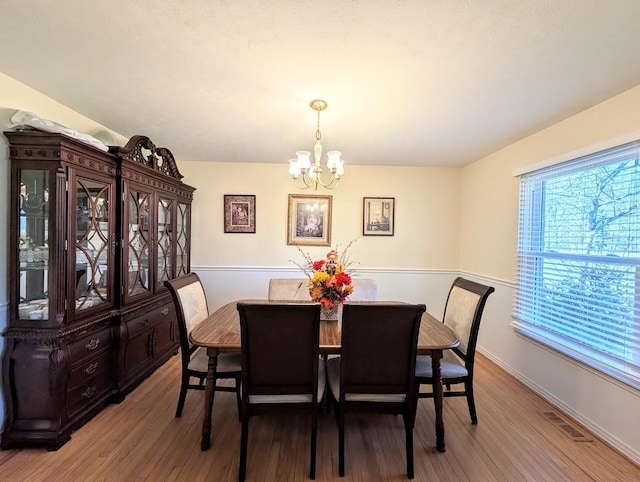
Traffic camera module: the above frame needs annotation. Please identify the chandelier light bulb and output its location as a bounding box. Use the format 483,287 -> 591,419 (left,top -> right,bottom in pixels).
289,159 -> 301,178
296,151 -> 311,170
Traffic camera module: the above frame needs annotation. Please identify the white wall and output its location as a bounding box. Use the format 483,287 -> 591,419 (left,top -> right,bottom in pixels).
460,85 -> 640,463
178,160 -> 462,308
178,159 -> 463,318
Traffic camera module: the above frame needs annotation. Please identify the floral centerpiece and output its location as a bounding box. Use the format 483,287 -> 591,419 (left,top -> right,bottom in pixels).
291,240 -> 358,319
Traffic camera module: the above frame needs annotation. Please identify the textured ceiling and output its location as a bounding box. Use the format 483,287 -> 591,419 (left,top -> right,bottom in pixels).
1,0 -> 639,167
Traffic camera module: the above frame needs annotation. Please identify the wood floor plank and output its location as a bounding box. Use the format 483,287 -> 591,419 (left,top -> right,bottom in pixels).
1,353 -> 638,481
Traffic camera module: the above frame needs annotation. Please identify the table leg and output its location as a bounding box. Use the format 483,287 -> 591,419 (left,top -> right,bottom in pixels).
431,350 -> 446,452
201,348 -> 219,451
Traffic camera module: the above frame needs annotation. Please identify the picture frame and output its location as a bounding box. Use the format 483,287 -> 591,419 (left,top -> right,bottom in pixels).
224,194 -> 256,233
363,197 -> 395,236
287,194 -> 332,246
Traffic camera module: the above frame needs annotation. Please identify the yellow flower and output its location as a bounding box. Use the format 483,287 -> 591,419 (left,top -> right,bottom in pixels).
311,271 -> 330,284
309,285 -> 325,301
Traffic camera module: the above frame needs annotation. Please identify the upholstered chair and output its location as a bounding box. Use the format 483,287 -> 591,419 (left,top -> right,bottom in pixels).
326,303 -> 426,478
415,277 -> 494,424
164,273 -> 241,418
236,302 -> 325,481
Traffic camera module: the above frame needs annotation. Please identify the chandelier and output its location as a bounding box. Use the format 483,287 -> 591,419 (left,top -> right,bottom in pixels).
288,99 -> 344,190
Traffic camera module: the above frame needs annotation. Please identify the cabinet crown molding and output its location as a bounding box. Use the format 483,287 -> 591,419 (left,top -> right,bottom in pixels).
110,135 -> 183,181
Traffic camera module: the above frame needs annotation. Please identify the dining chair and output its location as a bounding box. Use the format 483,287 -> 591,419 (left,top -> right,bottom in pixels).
326,303 -> 426,479
237,302 -> 324,481
164,273 -> 241,418
415,277 -> 494,424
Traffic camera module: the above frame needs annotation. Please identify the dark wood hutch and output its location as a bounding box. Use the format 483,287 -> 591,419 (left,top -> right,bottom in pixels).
2,131 -> 195,450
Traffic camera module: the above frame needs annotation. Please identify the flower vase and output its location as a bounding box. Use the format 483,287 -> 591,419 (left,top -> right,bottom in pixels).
320,304 -> 340,321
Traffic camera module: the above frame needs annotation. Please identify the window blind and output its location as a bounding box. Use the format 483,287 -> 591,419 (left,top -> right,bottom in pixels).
514,140 -> 640,386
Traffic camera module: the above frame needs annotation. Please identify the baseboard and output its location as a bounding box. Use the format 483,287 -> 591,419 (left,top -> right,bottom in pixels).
478,347 -> 640,466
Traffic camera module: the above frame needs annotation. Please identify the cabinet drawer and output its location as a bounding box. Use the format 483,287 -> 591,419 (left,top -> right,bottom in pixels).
66,369 -> 113,418
67,351 -> 111,390
127,303 -> 175,338
68,326 -> 113,361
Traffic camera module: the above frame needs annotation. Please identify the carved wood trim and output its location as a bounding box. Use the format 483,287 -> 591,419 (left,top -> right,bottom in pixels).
7,145 -> 117,176
120,169 -> 194,200
3,315 -> 114,340
121,293 -> 172,321
111,135 -> 184,181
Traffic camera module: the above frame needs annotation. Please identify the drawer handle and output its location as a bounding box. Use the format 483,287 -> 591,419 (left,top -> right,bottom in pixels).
85,339 -> 100,350
84,362 -> 99,375
161,308 -> 169,316
82,385 -> 97,399
141,318 -> 150,326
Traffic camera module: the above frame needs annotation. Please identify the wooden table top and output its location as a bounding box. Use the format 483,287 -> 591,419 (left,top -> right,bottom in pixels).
190,300 -> 459,354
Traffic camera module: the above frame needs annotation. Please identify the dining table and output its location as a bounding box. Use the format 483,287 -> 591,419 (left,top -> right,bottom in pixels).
189,300 -> 459,453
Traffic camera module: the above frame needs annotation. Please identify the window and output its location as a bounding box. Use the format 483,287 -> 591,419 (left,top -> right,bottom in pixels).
514,141 -> 640,387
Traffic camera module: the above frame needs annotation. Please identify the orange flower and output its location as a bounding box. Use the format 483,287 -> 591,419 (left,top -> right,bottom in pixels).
290,239 -> 359,306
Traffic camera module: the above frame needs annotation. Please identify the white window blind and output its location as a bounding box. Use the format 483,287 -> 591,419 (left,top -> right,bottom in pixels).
514,140 -> 640,387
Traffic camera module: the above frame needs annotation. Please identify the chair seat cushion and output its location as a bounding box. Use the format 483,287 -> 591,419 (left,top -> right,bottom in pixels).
246,359 -> 326,404
326,357 -> 405,402
415,350 -> 468,379
189,347 -> 242,374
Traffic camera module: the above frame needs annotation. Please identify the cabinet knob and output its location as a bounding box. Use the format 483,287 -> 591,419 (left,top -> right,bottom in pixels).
82,385 -> 97,399
161,308 -> 169,316
84,362 -> 99,375
85,339 -> 100,350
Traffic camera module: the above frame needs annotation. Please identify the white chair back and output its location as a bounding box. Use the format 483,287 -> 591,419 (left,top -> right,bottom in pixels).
176,281 -> 209,335
443,286 -> 481,355
268,278 -> 378,302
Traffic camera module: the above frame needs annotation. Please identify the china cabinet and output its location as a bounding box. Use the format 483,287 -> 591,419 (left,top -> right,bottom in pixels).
111,136 -> 194,393
2,131 -> 194,449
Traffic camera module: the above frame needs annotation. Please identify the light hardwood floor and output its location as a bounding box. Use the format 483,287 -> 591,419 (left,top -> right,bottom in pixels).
1,353 -> 638,481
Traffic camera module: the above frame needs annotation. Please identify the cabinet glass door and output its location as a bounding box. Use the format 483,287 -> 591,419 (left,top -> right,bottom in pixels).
176,202 -> 190,277
75,178 -> 111,311
157,197 -> 174,287
17,169 -> 50,320
126,189 -> 152,298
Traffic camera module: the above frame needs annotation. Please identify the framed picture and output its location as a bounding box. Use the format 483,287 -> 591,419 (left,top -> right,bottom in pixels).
363,197 -> 395,236
224,194 -> 256,233
287,194 -> 332,246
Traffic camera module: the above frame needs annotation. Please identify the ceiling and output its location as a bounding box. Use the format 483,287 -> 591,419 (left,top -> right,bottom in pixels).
1,1 -> 640,168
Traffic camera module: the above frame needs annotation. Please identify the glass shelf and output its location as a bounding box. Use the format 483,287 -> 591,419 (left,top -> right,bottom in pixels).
17,169 -> 49,315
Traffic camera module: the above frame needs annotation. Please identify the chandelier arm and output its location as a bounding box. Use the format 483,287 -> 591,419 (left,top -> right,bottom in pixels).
293,171 -> 340,190
294,170 -> 317,190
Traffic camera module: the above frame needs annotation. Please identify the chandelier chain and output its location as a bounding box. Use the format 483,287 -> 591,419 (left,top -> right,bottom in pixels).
316,109 -> 322,141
